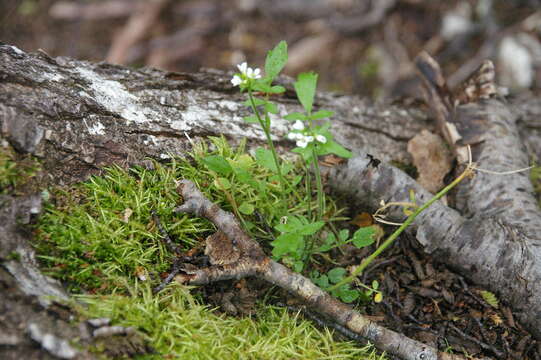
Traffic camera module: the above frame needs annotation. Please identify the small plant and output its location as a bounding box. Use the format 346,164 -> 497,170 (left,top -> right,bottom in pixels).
228,41 -> 364,277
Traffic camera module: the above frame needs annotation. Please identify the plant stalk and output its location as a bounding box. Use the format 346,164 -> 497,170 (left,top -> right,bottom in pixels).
328,165 -> 474,292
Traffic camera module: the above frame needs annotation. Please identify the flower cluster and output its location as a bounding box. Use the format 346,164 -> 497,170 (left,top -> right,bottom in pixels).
287,120 -> 327,148
231,62 -> 261,87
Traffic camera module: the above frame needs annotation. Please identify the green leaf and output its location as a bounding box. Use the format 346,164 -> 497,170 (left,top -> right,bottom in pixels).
314,274 -> 329,288
294,72 -> 318,114
317,233 -> 336,253
234,168 -> 262,191
338,288 -> 360,303
352,226 -> 376,248
265,41 -> 288,82
238,202 -> 255,215
328,267 -> 347,283
292,146 -> 313,163
281,162 -> 293,175
243,115 -> 259,123
243,98 -> 265,107
338,229 -> 350,242
283,112 -> 307,121
275,216 -> 304,233
203,155 -> 233,175
480,290 -> 499,309
255,147 -> 277,172
292,260 -> 304,273
264,102 -> 279,114
252,82 -> 272,93
270,85 -> 285,94
271,233 -> 303,258
310,109 -> 334,120
319,139 -> 353,159
297,221 -> 325,235
214,177 -> 231,190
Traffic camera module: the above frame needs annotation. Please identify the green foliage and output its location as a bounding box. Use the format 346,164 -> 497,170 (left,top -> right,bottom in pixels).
35,161 -> 211,293
309,227 -> 378,303
74,282 -> 383,360
264,40 -> 288,85
0,146 -> 41,195
294,72 -> 318,115
480,290 -> 499,309
272,216 -> 325,271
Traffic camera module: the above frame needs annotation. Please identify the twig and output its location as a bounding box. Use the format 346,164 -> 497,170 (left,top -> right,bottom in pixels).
277,302 -> 368,344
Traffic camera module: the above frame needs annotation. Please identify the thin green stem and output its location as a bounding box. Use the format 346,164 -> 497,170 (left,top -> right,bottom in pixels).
311,147 -> 325,221
247,89 -> 302,204
327,166 -> 473,292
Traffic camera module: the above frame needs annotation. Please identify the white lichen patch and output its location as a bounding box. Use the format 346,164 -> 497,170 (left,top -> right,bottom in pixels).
84,119 -> 105,135
10,45 -> 25,55
43,73 -> 65,83
143,135 -> 159,146
216,100 -> 240,112
77,67 -> 159,125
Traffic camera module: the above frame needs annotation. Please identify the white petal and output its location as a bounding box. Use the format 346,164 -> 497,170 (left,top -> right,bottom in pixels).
287,132 -> 296,140
292,120 -> 305,130
296,139 -> 308,148
246,68 -> 254,78
231,75 -> 242,86
237,62 -> 248,73
316,135 -> 327,143
294,132 -> 304,140
253,68 -> 261,78
306,136 -> 314,143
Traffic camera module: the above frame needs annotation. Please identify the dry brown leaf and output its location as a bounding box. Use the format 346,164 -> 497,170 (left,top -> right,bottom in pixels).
407,129 -> 452,193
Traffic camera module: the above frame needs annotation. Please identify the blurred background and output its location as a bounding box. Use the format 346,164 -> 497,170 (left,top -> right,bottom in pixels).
1,0 -> 541,99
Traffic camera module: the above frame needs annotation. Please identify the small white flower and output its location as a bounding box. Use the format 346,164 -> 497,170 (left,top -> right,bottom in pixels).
252,68 -> 261,79
237,62 -> 248,73
232,62 -> 262,87
292,120 -> 305,130
296,138 -> 309,148
231,75 -> 243,86
287,132 -> 297,140
316,134 -> 327,143
305,136 -> 314,143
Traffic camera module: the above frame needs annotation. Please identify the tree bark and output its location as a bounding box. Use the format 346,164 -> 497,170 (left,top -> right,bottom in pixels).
1,43 -> 540,355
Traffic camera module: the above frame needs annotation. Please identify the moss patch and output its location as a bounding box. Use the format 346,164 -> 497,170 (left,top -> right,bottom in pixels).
0,145 -> 41,195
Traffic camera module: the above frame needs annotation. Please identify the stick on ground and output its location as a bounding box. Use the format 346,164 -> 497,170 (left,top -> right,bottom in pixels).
172,179 -> 487,360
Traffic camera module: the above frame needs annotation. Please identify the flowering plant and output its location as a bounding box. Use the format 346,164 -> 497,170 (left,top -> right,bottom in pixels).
215,41 -> 378,299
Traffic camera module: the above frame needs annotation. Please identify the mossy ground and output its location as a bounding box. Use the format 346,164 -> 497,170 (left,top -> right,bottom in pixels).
1,139 -> 384,360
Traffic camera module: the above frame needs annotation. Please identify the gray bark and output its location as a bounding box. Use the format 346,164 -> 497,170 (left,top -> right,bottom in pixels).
1,42 -> 541,357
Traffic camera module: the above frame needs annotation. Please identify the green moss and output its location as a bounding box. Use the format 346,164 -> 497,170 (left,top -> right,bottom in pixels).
76,282 -> 383,360
0,145 -> 41,195
33,137 -> 383,359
